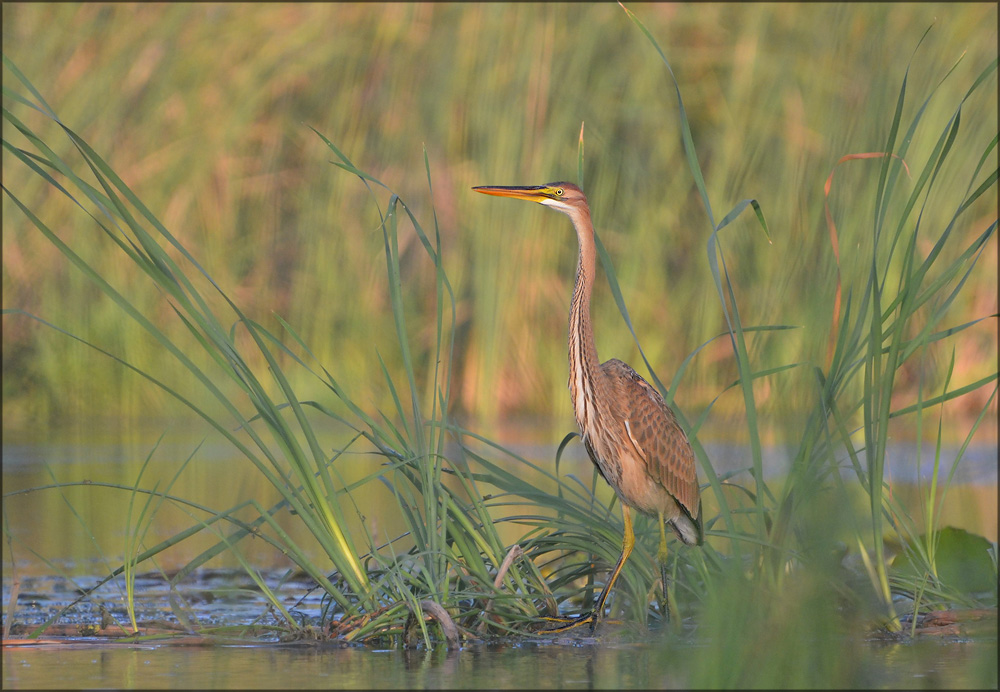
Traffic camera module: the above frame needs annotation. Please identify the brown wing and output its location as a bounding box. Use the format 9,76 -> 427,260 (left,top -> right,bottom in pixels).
601,358 -> 700,519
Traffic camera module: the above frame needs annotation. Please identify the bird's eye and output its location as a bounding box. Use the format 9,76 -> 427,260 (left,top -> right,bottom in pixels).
555,188 -> 564,196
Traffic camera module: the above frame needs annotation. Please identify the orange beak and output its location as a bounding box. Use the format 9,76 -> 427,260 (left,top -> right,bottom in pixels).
472,185 -> 558,203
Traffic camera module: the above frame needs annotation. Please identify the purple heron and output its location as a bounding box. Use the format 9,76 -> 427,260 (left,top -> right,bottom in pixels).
473,182 -> 703,633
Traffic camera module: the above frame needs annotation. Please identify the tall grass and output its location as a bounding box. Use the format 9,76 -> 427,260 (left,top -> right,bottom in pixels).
621,8 -> 996,654
1,3 -> 996,682
2,54 -> 519,642
2,3 -> 995,433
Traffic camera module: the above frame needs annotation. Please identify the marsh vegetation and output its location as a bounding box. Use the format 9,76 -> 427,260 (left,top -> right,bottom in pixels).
2,3 -> 997,688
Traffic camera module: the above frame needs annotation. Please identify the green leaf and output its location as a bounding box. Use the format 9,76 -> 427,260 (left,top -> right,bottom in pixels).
895,527 -> 997,597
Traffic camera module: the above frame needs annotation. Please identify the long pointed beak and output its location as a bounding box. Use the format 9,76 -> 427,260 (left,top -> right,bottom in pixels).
472,185 -> 552,202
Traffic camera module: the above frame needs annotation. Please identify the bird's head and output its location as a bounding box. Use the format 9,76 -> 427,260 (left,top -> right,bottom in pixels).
472,182 -> 588,216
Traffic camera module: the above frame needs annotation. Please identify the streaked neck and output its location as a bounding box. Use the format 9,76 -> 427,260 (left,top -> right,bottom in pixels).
565,204 -> 602,431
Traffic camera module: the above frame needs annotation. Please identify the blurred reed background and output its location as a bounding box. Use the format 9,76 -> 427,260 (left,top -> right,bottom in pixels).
2,2 -> 996,442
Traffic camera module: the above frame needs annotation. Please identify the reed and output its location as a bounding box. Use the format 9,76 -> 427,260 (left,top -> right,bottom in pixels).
2,3 -> 995,432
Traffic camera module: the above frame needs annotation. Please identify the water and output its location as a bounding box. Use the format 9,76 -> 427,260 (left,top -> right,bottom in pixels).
2,421 -> 997,688
4,639 -> 994,689
3,421 -> 995,576
2,570 -> 996,689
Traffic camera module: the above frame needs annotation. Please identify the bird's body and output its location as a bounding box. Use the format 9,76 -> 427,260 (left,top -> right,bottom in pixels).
578,358 -> 700,541
473,181 -> 702,632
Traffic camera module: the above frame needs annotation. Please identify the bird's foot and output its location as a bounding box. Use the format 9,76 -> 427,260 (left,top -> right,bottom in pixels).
536,611 -> 599,634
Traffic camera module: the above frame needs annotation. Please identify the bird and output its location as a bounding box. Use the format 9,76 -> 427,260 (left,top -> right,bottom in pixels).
472,181 -> 703,633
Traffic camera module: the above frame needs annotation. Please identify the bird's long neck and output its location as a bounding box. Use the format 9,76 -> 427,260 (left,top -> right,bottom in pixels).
565,204 -> 603,433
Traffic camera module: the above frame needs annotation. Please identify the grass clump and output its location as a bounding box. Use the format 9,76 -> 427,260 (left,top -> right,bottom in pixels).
2,54 -> 561,644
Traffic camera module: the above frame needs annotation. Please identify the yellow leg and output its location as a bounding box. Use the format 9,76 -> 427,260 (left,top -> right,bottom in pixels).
539,506 -> 634,634
657,511 -> 670,624
593,505 -> 634,622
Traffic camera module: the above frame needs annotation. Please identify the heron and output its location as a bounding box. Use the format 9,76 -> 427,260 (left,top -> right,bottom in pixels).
472,182 -> 703,633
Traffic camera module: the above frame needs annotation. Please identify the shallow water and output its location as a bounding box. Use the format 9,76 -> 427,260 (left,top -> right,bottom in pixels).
5,625 -> 999,689
3,570 -> 997,689
2,424 -> 997,688
5,636 -> 996,690
3,422 -> 996,577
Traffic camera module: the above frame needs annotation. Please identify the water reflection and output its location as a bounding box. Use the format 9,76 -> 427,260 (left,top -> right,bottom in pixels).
2,421 -> 997,688
2,421 -> 997,578
4,635 -> 996,689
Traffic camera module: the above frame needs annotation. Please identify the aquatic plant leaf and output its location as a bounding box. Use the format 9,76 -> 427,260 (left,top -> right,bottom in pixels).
895,527 -> 997,597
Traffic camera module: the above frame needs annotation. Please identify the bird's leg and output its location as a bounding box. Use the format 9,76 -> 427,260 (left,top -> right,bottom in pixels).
539,507 -> 635,634
591,505 -> 634,629
657,511 -> 671,626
